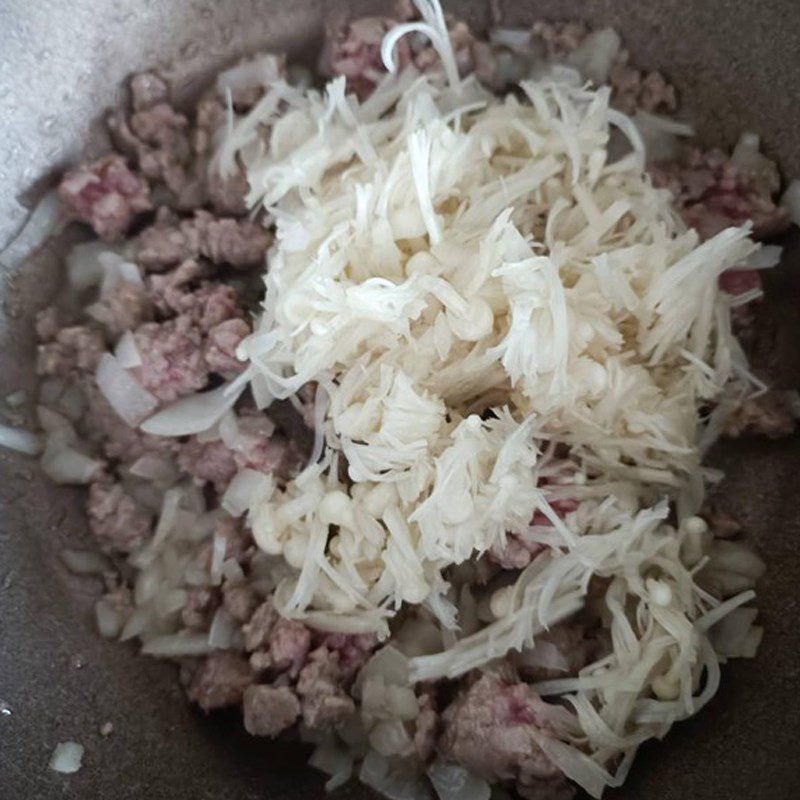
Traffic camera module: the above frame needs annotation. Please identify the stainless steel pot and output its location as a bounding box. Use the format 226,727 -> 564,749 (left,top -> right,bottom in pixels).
1,1 -> 798,798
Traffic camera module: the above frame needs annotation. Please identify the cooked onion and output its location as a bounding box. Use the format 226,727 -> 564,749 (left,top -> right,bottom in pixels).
309,742 -> 354,792
66,241 -> 124,291
61,549 -> 111,575
222,468 -> 272,517
114,330 -> 143,369
95,598 -> 124,639
428,761 -> 491,800
566,27 -> 621,84
140,382 -> 244,437
49,741 -> 84,774
208,607 -> 240,649
129,454 -> 177,484
41,445 -> 103,485
780,179 -> 800,226
96,352 -> 158,426
141,632 -> 215,657
0,423 -> 41,456
0,190 -> 63,270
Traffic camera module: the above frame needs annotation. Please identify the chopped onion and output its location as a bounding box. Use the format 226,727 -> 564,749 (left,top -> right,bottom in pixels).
429,761 -> 491,800
634,111 -> 694,162
488,27 -> 534,55
731,132 -> 780,194
216,53 -> 284,96
209,532 -> 227,585
386,686 -> 420,721
368,719 -> 413,757
744,244 -> 783,269
57,384 -> 87,422
129,454 -> 177,484
61,549 -> 110,575
309,741 -> 353,792
222,468 -> 272,517
41,445 -> 103,484
780,179 -> 800,227
49,741 -> 84,774
0,423 -> 41,455
114,331 -> 143,369
66,241 -> 123,291
359,750 -> 429,800
37,405 -> 77,444
5,390 -> 27,408
95,598 -> 124,639
96,352 -> 158,426
566,27 -> 621,84
221,558 -> 246,584
355,646 -> 410,695
208,607 -> 240,649
709,607 -> 762,658
99,252 -> 142,293
140,382 -> 244,437
0,191 -> 63,270
517,640 -> 571,673
141,632 -> 215,657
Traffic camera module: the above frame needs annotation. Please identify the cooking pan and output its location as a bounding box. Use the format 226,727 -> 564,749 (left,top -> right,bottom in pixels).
0,1 -> 798,798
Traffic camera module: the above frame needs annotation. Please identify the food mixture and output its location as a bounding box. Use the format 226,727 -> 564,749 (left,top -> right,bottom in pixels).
3,1 -> 800,797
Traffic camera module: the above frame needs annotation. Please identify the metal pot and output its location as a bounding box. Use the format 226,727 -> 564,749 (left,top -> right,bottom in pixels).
1,1 -> 798,798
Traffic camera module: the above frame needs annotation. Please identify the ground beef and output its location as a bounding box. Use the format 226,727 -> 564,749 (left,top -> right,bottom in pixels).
242,684 -> 300,737
130,71 -> 170,111
412,20 -> 495,84
723,391 -> 798,439
234,432 -> 304,482
489,533 -> 546,570
165,282 -> 243,331
86,476 -> 153,553
58,155 -> 152,241
267,617 -> 312,677
531,20 -> 589,61
177,438 -> 238,492
243,600 -> 279,652
181,587 -> 220,630
132,316 -> 209,402
719,268 -> 762,297
35,307 -> 62,341
414,693 -> 439,762
90,280 -> 154,337
146,257 -> 208,314
130,103 -> 189,152
317,633 -> 378,678
296,646 -> 356,729
183,651 -> 253,712
37,325 -> 106,377
650,147 -> 791,241
192,96 -> 226,157
222,581 -> 259,622
207,172 -> 249,216
204,318 -> 250,378
322,16 -> 412,99
108,95 -> 193,200
137,210 -> 272,271
438,674 -> 566,792
489,503 -> 574,570
610,63 -> 677,115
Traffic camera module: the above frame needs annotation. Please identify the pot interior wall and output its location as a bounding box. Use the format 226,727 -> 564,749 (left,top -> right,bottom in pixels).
0,1 -> 798,798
